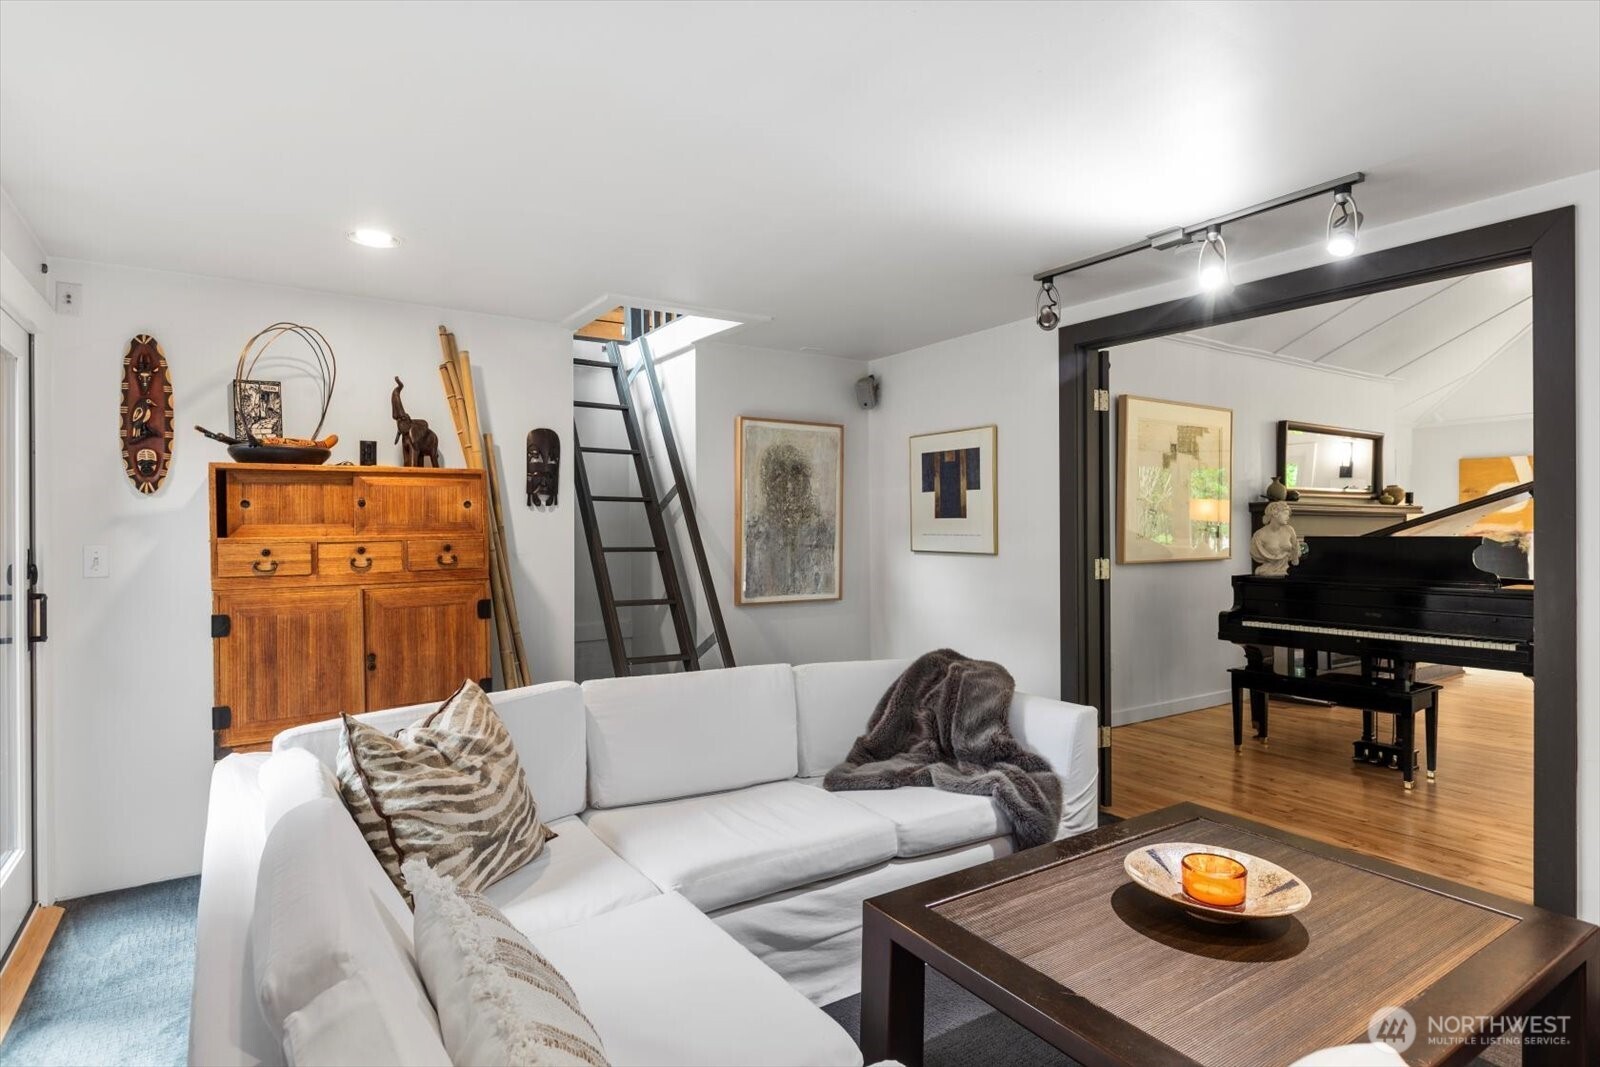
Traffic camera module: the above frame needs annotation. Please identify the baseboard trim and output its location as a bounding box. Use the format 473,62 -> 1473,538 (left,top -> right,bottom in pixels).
0,903 -> 65,1041
1112,690 -> 1231,727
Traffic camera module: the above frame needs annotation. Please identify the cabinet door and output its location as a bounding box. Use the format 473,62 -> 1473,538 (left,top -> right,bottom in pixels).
362,581 -> 490,712
214,587 -> 364,749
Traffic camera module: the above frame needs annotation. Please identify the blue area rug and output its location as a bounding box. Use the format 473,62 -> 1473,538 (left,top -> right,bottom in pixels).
1,877 -> 197,1067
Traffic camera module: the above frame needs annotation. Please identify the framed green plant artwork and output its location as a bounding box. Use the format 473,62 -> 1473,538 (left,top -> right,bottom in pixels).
1116,395 -> 1233,564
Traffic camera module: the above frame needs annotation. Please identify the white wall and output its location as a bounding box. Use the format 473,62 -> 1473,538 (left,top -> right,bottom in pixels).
0,188 -> 48,302
866,170 -> 1600,921
1410,417 -> 1536,525
867,317 -> 1060,697
1107,337 -> 1396,724
38,259 -> 572,898
685,340 -> 872,667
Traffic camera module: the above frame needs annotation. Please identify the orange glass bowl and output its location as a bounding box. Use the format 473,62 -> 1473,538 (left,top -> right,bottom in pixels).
1181,852 -> 1248,908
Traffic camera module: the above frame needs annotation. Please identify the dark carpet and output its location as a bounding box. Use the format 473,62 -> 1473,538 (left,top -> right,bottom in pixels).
0,877 -> 197,1067
824,970 -> 1079,1067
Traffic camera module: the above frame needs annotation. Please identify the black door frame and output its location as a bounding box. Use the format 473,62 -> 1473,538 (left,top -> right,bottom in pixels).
1057,208 -> 1577,915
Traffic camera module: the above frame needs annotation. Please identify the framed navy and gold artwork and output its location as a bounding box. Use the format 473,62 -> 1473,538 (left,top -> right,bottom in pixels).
909,425 -> 997,554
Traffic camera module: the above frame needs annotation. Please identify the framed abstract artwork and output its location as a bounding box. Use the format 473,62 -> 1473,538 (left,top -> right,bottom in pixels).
1117,395 -> 1233,564
909,425 -> 997,554
734,416 -> 844,604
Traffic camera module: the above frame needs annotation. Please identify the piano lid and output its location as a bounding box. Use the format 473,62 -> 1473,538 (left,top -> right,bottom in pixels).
1365,480 -> 1533,538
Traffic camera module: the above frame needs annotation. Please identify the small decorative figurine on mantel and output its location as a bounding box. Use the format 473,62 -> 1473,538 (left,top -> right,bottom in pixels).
1250,500 -> 1304,577
391,377 -> 443,467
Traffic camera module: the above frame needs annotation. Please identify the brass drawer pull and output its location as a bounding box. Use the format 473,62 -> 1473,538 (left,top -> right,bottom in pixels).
251,558 -> 279,575
349,555 -> 374,572
436,552 -> 458,567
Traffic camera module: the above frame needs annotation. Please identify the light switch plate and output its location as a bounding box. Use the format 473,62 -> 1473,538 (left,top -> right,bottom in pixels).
83,544 -> 109,578
55,282 -> 83,315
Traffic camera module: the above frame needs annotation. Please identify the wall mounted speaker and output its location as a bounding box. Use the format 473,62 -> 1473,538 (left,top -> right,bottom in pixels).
856,374 -> 880,409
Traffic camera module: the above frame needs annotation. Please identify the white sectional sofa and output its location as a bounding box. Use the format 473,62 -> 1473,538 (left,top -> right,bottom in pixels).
191,659 -> 1099,1066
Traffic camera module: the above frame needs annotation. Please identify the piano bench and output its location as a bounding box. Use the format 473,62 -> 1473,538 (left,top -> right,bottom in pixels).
1228,667 -> 1441,790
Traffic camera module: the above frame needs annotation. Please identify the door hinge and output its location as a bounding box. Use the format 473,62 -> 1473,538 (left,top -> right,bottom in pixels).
1092,388 -> 1111,412
1099,725 -> 1112,749
212,705 -> 232,730
1093,557 -> 1111,581
211,613 -> 231,638
477,598 -> 493,620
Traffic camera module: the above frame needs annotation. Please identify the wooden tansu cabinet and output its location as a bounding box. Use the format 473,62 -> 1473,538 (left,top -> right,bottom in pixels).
209,463 -> 492,752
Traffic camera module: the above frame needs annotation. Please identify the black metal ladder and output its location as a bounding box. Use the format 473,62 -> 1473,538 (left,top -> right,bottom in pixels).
573,337 -> 734,676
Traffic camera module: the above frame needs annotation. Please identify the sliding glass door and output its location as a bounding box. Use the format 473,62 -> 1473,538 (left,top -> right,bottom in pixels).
0,308 -> 34,953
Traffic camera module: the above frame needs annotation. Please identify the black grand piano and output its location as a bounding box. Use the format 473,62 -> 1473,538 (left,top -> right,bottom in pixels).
1218,482 -> 1534,788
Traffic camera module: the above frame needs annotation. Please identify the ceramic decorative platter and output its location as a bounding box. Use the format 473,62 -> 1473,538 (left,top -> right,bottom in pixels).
1124,841 -> 1311,923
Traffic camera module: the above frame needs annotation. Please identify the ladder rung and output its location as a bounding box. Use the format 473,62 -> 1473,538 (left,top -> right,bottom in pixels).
575,401 -> 628,410
591,495 -> 649,503
579,446 -> 640,455
696,633 -> 720,658
616,598 -> 676,607
660,483 -> 680,508
573,358 -> 615,369
603,545 -> 663,552
627,653 -> 689,665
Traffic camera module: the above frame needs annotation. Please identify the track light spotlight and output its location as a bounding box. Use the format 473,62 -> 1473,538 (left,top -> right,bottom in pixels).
1036,279 -> 1061,331
1197,227 -> 1231,293
1326,186 -> 1362,258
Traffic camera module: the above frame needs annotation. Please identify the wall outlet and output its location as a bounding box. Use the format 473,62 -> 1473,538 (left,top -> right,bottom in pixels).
55,281 -> 83,315
83,544 -> 109,579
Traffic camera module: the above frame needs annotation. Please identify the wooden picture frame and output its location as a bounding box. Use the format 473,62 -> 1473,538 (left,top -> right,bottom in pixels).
1277,419 -> 1384,499
1116,395 -> 1233,564
908,425 -> 998,554
734,416 -> 843,604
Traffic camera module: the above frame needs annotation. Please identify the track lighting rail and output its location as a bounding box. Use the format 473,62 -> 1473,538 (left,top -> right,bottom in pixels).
1031,171 -> 1365,283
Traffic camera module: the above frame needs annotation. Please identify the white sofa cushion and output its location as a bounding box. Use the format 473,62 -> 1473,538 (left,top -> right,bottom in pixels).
582,780 -> 897,912
710,836 -> 1015,1006
273,680 -> 587,821
281,972 -> 451,1067
259,748 -> 339,833
251,800 -> 440,1041
407,858 -> 609,1067
582,665 -> 798,808
792,659 -> 910,777
481,815 -> 659,938
797,777 -> 1009,857
532,893 -> 862,1067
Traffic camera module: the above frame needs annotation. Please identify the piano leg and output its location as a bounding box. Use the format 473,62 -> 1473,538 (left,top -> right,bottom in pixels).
1251,689 -> 1269,744
1399,709 -> 1416,791
1425,692 -> 1439,783
1231,675 -> 1244,754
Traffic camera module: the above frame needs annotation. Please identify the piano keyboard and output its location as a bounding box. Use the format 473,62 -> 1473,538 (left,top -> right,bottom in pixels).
1240,619 -> 1520,653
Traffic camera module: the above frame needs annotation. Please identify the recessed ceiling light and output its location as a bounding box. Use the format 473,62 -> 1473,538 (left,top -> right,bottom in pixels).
347,228 -> 401,249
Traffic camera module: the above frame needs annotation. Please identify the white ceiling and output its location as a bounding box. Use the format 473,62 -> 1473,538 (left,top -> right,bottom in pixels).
1185,262 -> 1533,424
1,2 -> 1596,359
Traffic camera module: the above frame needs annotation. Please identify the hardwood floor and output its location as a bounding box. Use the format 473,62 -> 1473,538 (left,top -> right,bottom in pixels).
1105,669 -> 1534,902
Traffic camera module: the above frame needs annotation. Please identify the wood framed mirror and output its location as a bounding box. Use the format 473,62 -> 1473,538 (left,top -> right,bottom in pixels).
1277,420 -> 1383,499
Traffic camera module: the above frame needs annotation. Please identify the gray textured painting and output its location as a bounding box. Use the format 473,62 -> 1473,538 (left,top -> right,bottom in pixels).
737,418 -> 842,603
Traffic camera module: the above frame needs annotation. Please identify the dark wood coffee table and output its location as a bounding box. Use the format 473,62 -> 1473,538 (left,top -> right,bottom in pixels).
862,803 -> 1597,1066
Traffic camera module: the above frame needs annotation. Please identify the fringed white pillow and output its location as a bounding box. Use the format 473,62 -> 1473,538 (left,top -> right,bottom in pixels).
406,857 -> 609,1067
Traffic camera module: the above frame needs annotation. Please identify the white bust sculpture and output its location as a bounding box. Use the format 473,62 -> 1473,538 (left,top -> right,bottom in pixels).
1251,500 -> 1303,578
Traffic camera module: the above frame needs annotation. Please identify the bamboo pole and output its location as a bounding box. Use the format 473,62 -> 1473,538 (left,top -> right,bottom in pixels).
484,434 -> 530,686
436,323 -> 529,687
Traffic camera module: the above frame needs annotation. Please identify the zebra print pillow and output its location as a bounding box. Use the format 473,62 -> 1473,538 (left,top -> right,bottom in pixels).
336,679 -> 548,899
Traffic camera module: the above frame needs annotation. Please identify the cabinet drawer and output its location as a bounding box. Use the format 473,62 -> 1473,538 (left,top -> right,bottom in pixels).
319,540 -> 405,577
216,541 -> 313,579
405,538 -> 488,573
353,475 -> 486,535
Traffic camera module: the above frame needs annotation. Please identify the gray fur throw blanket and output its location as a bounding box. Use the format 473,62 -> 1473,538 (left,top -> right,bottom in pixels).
823,649 -> 1063,849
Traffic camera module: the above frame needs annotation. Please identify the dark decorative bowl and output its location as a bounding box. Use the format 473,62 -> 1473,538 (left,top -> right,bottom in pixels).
227,443 -> 332,465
